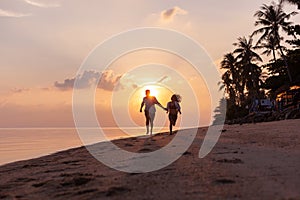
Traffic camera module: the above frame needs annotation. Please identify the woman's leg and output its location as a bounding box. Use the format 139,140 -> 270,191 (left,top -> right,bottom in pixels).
169,114 -> 177,135
169,115 -> 173,135
173,114 -> 178,126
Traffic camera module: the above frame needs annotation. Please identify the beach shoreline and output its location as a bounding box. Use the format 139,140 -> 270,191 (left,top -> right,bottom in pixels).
0,119 -> 299,199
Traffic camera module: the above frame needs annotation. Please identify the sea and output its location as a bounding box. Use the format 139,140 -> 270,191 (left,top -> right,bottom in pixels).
0,127 -> 169,166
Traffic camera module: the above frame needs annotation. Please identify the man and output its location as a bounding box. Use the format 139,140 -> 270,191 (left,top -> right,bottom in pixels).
140,89 -> 166,136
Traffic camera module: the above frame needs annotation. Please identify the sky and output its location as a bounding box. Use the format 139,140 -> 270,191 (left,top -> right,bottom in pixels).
0,0 -> 299,128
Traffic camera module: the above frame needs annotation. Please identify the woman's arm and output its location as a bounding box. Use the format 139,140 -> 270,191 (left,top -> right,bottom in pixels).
176,102 -> 182,114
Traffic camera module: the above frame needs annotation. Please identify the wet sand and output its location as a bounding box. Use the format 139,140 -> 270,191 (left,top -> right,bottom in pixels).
0,119 -> 299,199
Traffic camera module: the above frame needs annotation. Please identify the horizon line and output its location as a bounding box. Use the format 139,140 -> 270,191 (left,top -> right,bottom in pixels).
0,126 -> 207,130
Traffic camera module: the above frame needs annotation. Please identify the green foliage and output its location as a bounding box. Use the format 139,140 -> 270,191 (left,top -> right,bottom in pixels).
218,0 -> 299,121
226,102 -> 249,120
287,25 -> 300,47
287,48 -> 300,81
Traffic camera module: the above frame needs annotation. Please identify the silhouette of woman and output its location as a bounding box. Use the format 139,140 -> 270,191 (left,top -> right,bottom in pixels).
166,94 -> 182,135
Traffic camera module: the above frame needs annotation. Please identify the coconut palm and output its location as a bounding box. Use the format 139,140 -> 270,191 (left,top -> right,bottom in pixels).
234,36 -> 263,64
252,0 -> 298,82
220,71 -> 234,98
254,35 -> 279,62
220,53 -> 239,105
220,53 -> 239,85
233,36 -> 263,102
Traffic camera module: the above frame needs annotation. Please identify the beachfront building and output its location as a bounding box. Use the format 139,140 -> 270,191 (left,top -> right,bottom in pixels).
276,85 -> 300,111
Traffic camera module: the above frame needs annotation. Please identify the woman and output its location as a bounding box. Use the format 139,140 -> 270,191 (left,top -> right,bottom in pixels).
166,94 -> 182,135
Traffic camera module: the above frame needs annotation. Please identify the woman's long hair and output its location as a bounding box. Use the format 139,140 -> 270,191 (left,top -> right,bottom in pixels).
171,94 -> 182,102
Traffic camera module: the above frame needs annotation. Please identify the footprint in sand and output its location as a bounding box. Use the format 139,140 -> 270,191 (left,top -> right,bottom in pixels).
214,179 -> 236,184
138,148 -> 152,152
216,158 -> 244,164
60,176 -> 92,187
105,186 -> 131,197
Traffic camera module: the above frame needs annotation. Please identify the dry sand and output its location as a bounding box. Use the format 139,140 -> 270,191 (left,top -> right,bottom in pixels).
0,119 -> 299,200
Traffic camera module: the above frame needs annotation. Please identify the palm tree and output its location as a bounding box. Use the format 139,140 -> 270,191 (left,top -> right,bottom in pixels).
233,36 -> 263,102
220,53 -> 239,105
220,53 -> 239,86
253,0 -> 298,82
220,71 -> 234,98
234,36 -> 263,64
254,35 -> 279,62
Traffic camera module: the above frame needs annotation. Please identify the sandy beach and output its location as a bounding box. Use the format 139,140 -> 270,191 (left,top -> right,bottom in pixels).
0,119 -> 299,200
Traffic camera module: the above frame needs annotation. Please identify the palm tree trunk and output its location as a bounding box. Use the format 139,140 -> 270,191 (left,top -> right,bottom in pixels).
272,48 -> 278,81
276,34 -> 293,83
272,48 -> 277,62
278,44 -> 293,83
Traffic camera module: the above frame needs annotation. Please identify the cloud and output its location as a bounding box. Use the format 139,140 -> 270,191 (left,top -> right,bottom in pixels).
23,0 -> 61,8
0,9 -> 31,17
54,70 -> 123,91
132,84 -> 138,89
54,78 -> 75,90
54,70 -> 98,90
115,75 -> 170,90
157,75 -> 171,83
11,88 -> 30,93
99,70 -> 123,91
160,6 -> 188,23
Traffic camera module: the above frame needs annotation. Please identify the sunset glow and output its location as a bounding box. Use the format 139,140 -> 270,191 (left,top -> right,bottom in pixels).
140,85 -> 161,98
0,1 -> 298,128
127,85 -> 173,127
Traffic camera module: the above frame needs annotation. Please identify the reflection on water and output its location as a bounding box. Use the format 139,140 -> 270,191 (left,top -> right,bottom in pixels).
0,127 -> 169,166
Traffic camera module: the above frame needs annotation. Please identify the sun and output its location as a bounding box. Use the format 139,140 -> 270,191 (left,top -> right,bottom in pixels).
128,84 -> 174,126
140,85 -> 160,97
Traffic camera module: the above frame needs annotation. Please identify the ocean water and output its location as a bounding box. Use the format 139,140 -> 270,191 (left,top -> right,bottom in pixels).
0,127 -> 169,166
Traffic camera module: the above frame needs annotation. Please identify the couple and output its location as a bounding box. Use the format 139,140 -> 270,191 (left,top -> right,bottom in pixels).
139,89 -> 181,136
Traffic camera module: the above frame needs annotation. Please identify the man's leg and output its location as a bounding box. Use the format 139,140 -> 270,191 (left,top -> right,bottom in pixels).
144,110 -> 150,134
149,112 -> 155,136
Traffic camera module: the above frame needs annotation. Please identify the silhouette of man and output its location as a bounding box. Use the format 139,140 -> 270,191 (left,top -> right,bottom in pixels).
140,89 -> 166,136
